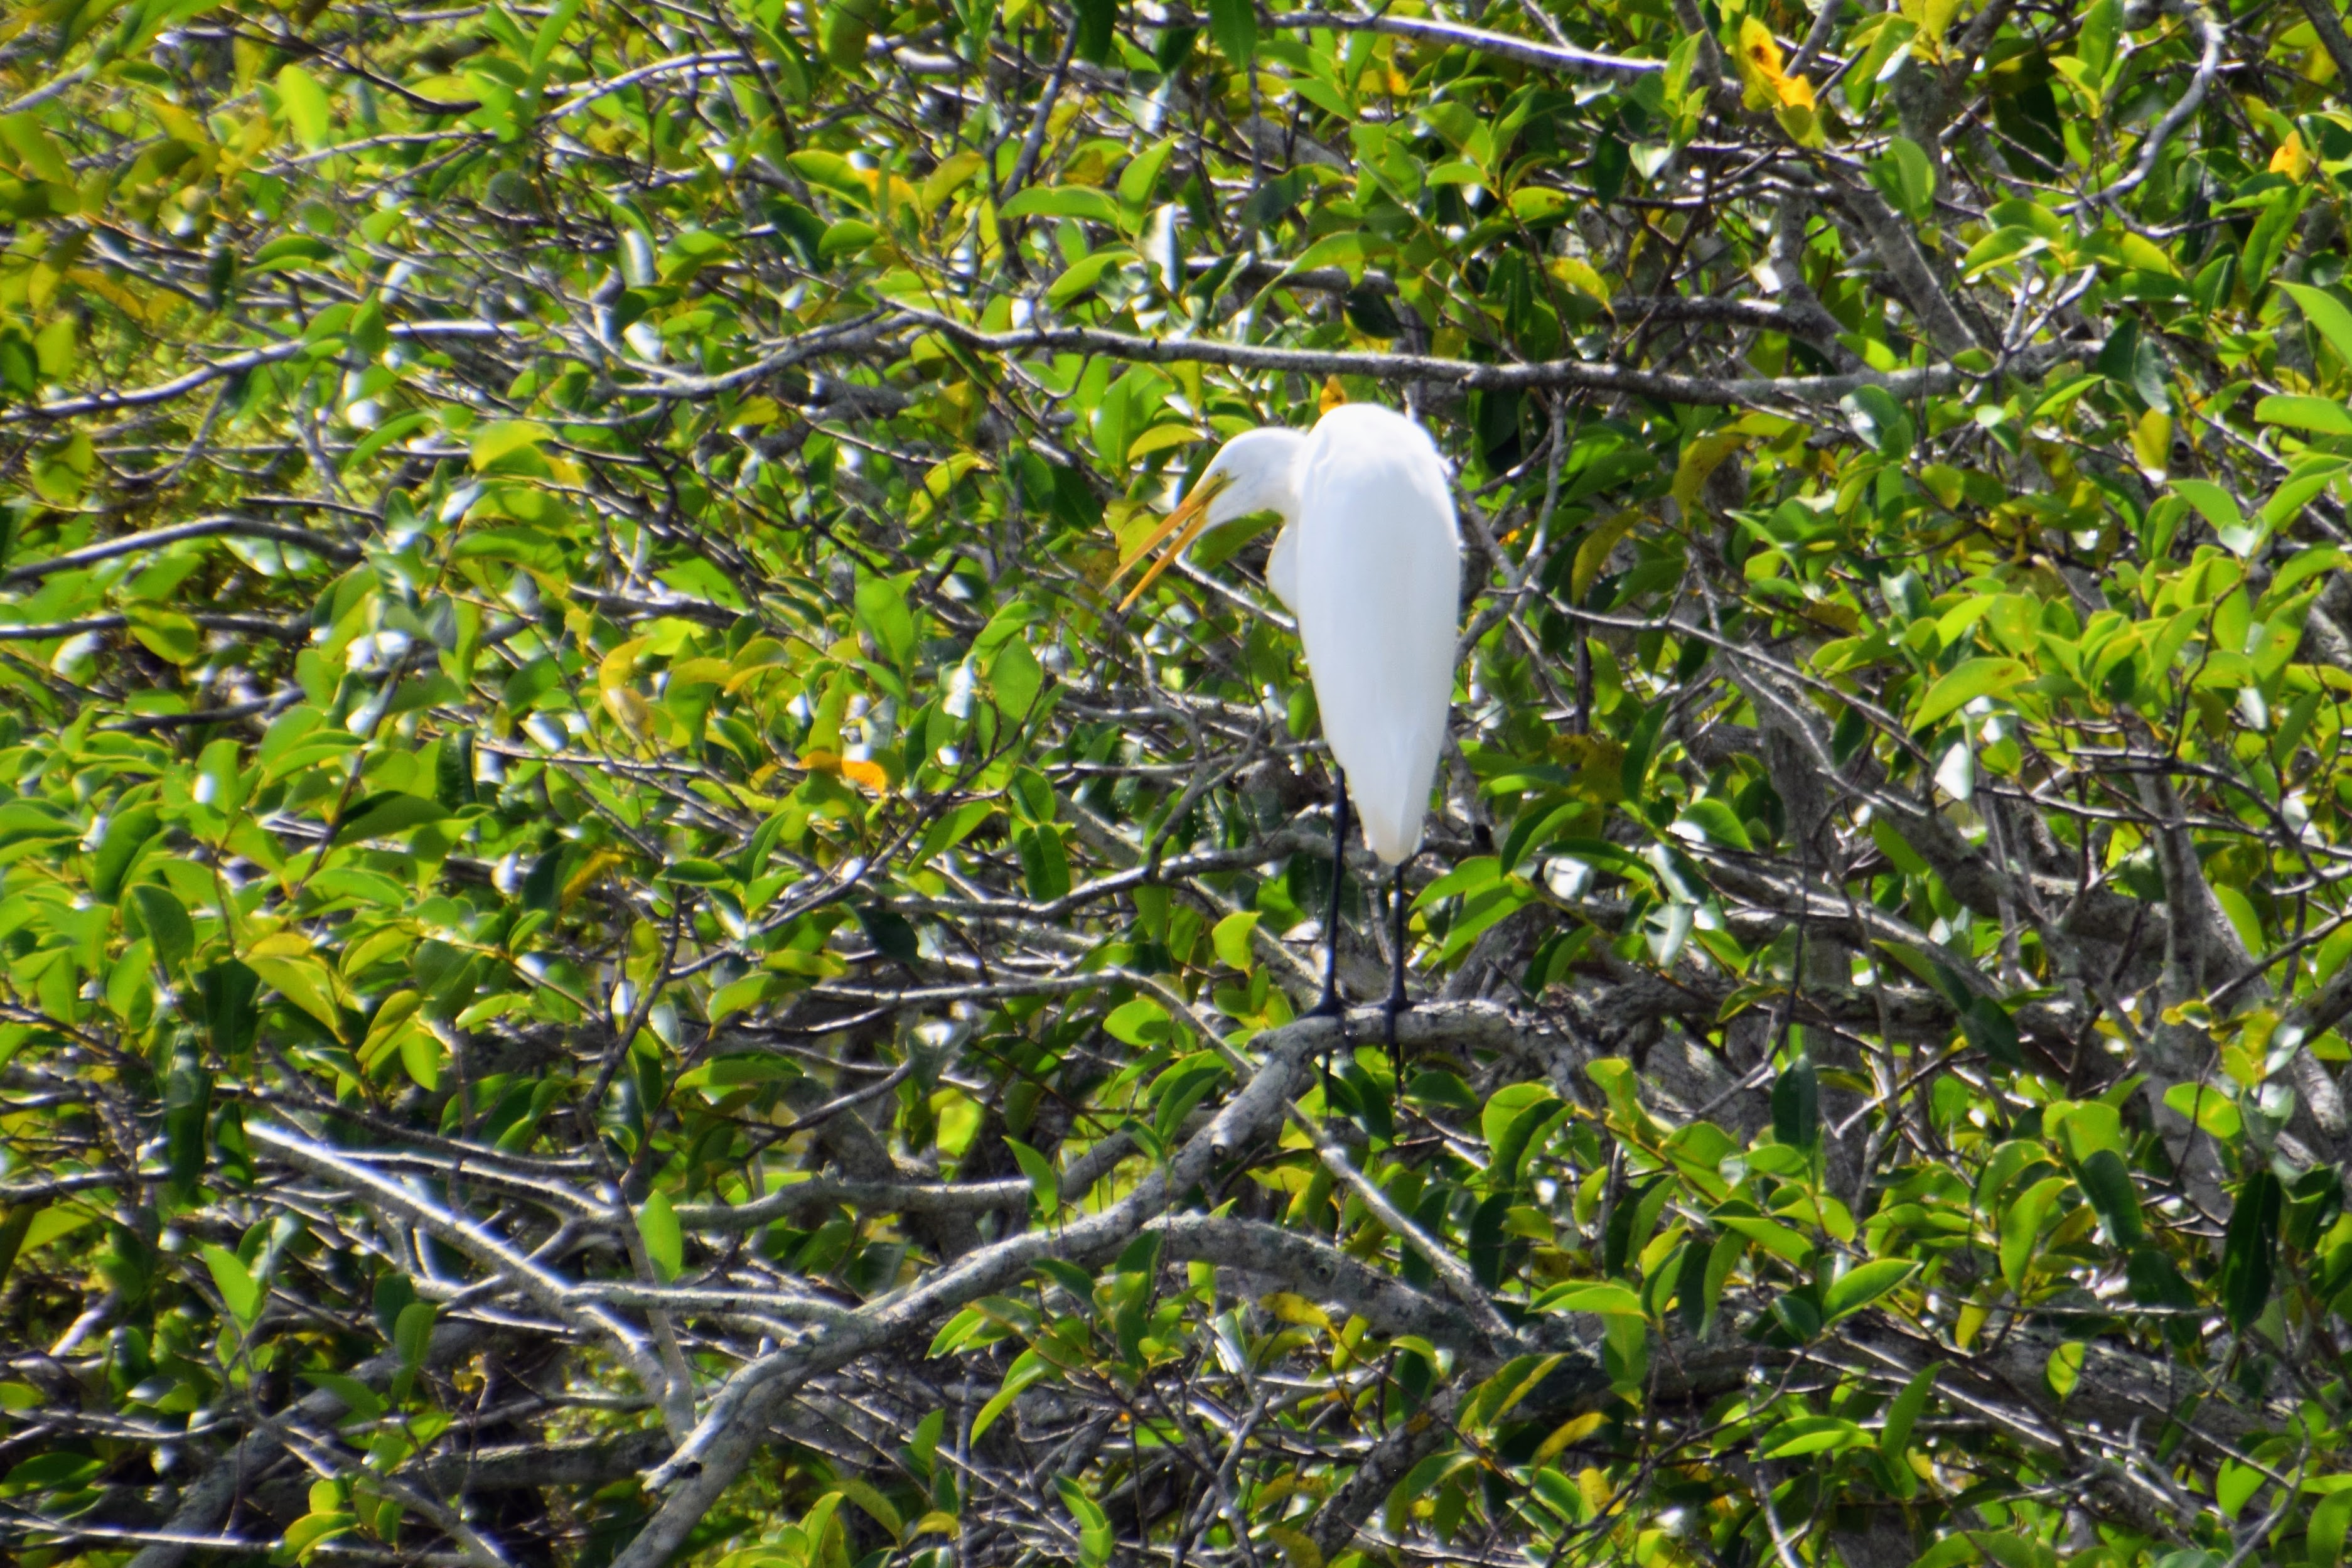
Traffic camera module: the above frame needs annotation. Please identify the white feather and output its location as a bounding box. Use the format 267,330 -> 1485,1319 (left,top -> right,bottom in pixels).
1184,404 -> 1460,862
1291,405 -> 1458,862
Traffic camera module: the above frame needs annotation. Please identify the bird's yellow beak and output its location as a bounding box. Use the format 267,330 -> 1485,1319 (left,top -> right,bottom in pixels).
1112,470 -> 1231,611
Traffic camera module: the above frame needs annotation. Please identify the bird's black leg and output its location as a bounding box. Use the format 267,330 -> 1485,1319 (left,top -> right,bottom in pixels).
1385,860 -> 1410,1085
1309,771 -> 1349,1019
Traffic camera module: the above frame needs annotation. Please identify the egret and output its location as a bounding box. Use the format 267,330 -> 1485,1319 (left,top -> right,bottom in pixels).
1113,400 -> 1462,1070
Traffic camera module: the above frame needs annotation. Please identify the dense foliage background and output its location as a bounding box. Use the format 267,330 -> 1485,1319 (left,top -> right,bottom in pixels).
18,0 -> 2352,1564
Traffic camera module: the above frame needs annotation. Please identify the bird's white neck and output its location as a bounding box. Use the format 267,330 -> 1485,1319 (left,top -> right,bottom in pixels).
1203,427 -> 1309,526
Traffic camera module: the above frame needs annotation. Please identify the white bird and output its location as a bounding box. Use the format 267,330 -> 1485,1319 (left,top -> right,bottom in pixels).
1114,400 -> 1462,1055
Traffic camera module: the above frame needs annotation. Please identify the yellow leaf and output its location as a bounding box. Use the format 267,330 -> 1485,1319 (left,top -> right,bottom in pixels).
1549,255 -> 1611,304
2272,131 -> 2311,181
2118,232 -> 2178,276
0,114 -> 70,183
1533,1410 -> 1605,1464
2132,409 -> 2173,480
1899,0 -> 1960,47
1319,375 -> 1348,416
561,847 -> 626,907
246,930 -> 316,961
1573,511 -> 1640,601
65,267 -> 164,325
1262,1292 -> 1332,1329
148,95 -> 213,148
1775,100 -> 1825,148
665,658 -> 734,688
1736,18 -> 1803,111
911,1513 -> 961,1538
922,149 -> 985,213
1672,432 -> 1749,510
603,685 -> 657,746
1549,731 -> 1627,800
1265,1526 -> 1323,1568
598,636 -> 648,692
1954,1299 -> 1989,1349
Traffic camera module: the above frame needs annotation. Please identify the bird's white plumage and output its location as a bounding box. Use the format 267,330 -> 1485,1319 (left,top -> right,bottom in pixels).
1172,404 -> 1460,864
1290,405 -> 1459,862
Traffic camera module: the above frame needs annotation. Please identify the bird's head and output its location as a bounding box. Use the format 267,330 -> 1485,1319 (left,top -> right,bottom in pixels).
1110,427 -> 1305,611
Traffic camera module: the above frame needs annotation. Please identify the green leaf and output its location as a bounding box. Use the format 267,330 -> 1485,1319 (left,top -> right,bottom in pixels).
1869,136 -> 1936,221
855,570 -> 918,667
1004,1137 -> 1058,1214
2075,1147 -> 2145,1245
2312,1488 -> 2352,1568
127,605 -> 201,665
2162,1080 -> 2242,1139
126,882 -> 195,976
1206,0 -> 1254,60
1509,186 -> 1572,224
1046,246 -> 1134,307
1998,1175 -> 2070,1289
2220,1169 -> 2282,1328
637,1190 -> 682,1281
1771,1054 -> 1817,1148
470,419 -> 554,471
1530,1281 -> 1645,1316
1822,1259 -> 1914,1321
1383,1451 -> 1473,1536
2262,456 -> 2350,537
1104,996 -> 1169,1045
819,219 -> 878,260
1016,824 -> 1070,901
972,1348 -> 1050,1439
1489,1090 -> 1565,1188
2045,1339 -> 2084,1400
1959,226 -> 2046,279
1071,0 -> 1115,63
1756,1415 -> 1866,1458
998,186 -> 1122,225
395,1299 -> 436,1366
302,1372 -> 388,1424
1211,910 -> 1259,970
0,115 -> 70,183
201,1243 -> 263,1327
2253,394 -> 2352,435
199,960 -> 261,1058
1119,137 -> 1179,212
91,808 -> 161,901
1879,1360 -> 1939,1462
276,64 -> 334,148
1673,797 -> 1752,851
1481,1081 -> 1554,1158
1056,1477 -> 1114,1568
857,904 -> 920,964
333,792 -> 450,844
991,636 -> 1043,716
1910,656 -> 2029,731
2279,281 -> 2352,368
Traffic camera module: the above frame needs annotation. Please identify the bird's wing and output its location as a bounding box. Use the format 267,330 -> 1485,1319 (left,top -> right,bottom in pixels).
1294,410 -> 1461,864
1265,522 -> 1301,612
